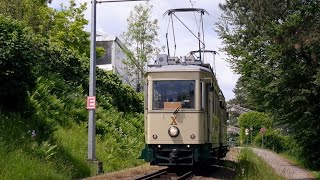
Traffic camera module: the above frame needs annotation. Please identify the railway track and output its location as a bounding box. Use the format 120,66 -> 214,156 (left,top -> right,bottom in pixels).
134,167 -> 194,180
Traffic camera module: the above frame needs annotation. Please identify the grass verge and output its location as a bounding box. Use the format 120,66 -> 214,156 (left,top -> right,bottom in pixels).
0,141 -> 64,179
280,153 -> 320,179
236,148 -> 284,180
54,122 -> 145,175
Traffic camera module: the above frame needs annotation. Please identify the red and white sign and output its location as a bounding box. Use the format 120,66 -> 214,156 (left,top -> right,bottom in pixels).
87,96 -> 96,110
260,127 -> 266,134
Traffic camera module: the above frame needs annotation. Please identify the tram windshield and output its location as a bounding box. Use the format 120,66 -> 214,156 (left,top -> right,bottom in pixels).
153,80 -> 195,110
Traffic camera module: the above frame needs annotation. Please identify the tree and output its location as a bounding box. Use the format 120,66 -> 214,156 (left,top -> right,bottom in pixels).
227,77 -> 253,109
0,0 -> 91,57
217,0 -> 320,168
0,0 -> 52,33
47,0 -> 90,56
122,3 -> 161,91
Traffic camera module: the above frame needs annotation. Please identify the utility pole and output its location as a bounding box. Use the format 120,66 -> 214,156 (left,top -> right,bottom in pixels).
87,0 -> 149,162
88,0 -> 97,161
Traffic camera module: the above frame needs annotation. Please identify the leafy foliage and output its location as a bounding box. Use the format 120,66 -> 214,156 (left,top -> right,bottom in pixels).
254,130 -> 285,153
0,0 -> 51,33
0,15 -> 36,110
0,1 -> 145,178
0,0 -> 90,55
96,69 -> 143,113
218,0 -> 320,169
238,112 -> 272,144
30,141 -> 57,161
122,3 -> 161,89
227,77 -> 253,109
47,0 -> 90,56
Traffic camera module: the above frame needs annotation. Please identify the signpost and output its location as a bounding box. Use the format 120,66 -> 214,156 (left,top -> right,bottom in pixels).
250,127 -> 253,144
260,127 -> 266,148
245,128 -> 249,144
245,128 -> 249,135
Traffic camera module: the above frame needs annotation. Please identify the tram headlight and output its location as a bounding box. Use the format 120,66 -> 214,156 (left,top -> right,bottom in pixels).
168,126 -> 180,137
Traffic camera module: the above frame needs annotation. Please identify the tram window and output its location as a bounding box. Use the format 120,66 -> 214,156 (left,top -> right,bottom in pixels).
153,80 -> 195,110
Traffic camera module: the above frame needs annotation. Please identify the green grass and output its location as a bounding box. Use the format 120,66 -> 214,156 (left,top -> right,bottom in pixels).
280,153 -> 320,179
0,141 -> 64,179
0,74 -> 145,179
54,122 -> 145,174
236,148 -> 284,180
0,118 -> 145,179
53,124 -> 96,178
0,113 -> 65,179
280,153 -> 301,166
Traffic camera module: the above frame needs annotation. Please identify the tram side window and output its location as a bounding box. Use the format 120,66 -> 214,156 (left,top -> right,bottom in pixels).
153,80 -> 195,109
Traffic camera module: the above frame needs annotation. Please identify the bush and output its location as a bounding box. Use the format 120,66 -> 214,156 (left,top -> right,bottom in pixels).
34,43 -> 88,88
238,112 -> 273,144
254,130 -> 285,152
96,69 -> 143,113
0,15 -> 36,110
281,135 -> 301,155
55,121 -> 144,174
94,108 -> 145,172
0,11 -> 145,179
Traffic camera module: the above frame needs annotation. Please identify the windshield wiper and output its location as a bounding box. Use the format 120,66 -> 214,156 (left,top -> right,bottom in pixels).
173,106 -> 181,117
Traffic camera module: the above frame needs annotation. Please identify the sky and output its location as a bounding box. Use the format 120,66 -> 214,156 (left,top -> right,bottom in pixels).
49,0 -> 239,100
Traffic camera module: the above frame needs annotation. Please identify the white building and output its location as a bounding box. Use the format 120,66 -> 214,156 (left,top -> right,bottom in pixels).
96,32 -> 135,87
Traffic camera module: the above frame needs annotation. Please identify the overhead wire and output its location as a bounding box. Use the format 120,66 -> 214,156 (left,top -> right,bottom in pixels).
189,0 -> 201,60
189,0 -> 200,31
187,0 -> 206,62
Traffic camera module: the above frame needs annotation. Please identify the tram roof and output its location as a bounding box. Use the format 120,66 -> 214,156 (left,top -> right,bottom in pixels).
147,64 -> 213,74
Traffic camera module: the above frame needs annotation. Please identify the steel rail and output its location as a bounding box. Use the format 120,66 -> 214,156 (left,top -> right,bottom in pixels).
177,170 -> 194,180
135,168 -> 194,180
134,168 -> 168,180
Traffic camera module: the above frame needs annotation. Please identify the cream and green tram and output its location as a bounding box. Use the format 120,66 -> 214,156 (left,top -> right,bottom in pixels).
140,55 -> 229,166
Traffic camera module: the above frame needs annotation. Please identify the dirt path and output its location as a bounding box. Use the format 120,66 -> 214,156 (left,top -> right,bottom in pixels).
251,148 -> 315,180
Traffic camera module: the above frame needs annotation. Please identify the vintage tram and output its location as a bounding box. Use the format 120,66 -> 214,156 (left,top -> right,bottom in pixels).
139,8 -> 229,166
139,52 -> 229,166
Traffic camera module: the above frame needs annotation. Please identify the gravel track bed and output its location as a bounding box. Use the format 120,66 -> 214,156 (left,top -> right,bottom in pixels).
86,148 -> 239,180
85,164 -> 165,180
